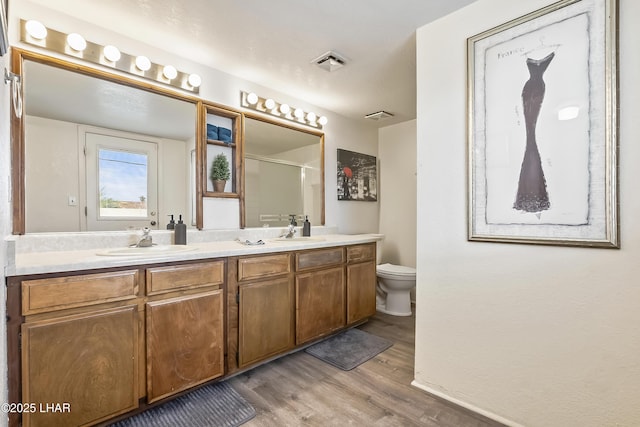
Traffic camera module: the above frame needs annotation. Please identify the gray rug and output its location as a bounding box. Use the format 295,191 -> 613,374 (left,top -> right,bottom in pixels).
305,328 -> 393,371
111,381 -> 256,427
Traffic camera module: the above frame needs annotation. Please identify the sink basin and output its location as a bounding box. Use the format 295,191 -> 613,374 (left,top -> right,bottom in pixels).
97,245 -> 196,257
272,237 -> 325,243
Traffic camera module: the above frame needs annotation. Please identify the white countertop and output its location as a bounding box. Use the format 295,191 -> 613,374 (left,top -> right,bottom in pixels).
7,234 -> 382,276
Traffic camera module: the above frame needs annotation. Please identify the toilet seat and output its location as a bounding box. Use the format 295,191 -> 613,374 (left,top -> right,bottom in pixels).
377,263 -> 416,278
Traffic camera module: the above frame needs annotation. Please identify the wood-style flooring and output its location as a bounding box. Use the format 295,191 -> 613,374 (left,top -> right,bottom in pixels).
228,311 -> 504,427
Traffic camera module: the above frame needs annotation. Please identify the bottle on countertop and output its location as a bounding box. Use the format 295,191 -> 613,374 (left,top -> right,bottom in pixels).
166,214 -> 175,230
302,215 -> 311,237
174,214 -> 187,245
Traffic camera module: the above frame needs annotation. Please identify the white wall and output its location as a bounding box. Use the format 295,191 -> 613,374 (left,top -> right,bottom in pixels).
414,1 -> 640,426
378,120 -> 417,267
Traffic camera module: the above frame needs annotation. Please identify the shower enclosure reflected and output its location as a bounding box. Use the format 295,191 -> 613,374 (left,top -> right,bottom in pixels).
243,117 -> 324,228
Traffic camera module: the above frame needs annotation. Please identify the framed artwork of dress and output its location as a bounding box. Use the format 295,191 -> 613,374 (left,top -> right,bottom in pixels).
467,0 -> 619,247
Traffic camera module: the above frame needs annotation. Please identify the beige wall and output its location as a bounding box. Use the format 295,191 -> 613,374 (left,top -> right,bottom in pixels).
378,120 -> 417,268
414,1 -> 640,426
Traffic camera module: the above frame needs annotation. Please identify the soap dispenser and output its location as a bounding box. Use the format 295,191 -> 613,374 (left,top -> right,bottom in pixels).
302,215 -> 311,237
166,214 -> 175,230
174,215 -> 187,245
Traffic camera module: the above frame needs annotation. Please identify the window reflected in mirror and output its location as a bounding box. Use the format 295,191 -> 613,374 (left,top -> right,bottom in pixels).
22,59 -> 196,233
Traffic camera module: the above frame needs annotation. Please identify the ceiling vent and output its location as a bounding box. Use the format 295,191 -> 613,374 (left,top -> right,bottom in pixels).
312,51 -> 347,72
365,111 -> 394,120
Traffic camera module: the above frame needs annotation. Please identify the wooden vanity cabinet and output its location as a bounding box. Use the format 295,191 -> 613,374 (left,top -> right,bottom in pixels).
295,247 -> 346,345
346,243 -> 377,325
8,240 -> 378,426
236,253 -> 294,368
18,270 -> 140,427
145,261 -> 225,403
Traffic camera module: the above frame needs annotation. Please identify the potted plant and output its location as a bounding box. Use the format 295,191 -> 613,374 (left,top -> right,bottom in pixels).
210,153 -> 230,192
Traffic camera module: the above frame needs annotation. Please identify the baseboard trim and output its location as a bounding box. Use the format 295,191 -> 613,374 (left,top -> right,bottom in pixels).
410,380 -> 522,427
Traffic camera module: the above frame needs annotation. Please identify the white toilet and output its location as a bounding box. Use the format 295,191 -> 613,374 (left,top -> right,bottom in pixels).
376,263 -> 416,316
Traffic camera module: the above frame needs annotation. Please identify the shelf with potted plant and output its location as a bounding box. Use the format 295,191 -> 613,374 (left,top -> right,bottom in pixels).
200,103 -> 242,198
209,153 -> 231,193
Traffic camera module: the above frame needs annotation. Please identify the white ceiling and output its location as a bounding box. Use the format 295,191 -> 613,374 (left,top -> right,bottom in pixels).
26,0 -> 476,128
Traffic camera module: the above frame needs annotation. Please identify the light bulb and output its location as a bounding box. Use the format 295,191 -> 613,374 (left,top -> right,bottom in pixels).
279,103 -> 290,114
318,116 -> 328,126
188,74 -> 202,88
306,112 -> 317,123
103,45 -> 121,62
294,108 -> 305,119
25,20 -> 47,40
135,56 -> 151,71
67,33 -> 87,51
163,65 -> 178,80
246,92 -> 258,105
264,98 -> 276,110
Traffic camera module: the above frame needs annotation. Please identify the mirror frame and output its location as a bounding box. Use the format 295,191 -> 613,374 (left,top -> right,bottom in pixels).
10,48 -> 326,234
241,111 -> 325,227
10,48 -> 202,234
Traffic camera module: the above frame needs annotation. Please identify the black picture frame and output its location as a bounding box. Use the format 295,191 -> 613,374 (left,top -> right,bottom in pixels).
337,148 -> 377,202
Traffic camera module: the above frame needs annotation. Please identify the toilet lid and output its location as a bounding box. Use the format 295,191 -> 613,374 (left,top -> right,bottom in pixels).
377,263 -> 416,276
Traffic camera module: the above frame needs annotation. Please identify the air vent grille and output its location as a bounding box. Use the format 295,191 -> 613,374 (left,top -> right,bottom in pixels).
365,111 -> 394,120
312,51 -> 347,72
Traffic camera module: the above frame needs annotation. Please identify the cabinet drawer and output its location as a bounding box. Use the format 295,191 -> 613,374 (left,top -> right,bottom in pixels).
346,243 -> 375,263
238,253 -> 291,281
146,261 -> 224,295
22,270 -> 139,316
296,247 -> 345,271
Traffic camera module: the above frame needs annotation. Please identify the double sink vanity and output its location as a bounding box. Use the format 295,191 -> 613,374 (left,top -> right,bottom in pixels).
5,230 -> 381,427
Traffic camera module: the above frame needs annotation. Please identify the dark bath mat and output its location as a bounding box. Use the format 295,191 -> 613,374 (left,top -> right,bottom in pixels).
305,328 -> 393,371
110,381 -> 256,427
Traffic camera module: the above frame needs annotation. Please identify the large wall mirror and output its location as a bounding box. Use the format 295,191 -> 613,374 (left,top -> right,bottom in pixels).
243,115 -> 324,228
12,49 -> 198,234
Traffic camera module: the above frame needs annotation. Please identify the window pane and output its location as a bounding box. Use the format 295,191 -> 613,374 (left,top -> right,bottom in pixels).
98,148 -> 148,218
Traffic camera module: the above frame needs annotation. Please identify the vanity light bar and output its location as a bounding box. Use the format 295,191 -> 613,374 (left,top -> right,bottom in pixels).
240,91 -> 327,129
20,19 -> 201,93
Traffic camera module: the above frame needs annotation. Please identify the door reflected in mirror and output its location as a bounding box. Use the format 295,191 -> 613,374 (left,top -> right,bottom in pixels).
243,117 -> 324,228
22,59 -> 197,233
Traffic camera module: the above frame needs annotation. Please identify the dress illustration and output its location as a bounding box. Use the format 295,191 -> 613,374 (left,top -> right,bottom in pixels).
513,51 -> 554,213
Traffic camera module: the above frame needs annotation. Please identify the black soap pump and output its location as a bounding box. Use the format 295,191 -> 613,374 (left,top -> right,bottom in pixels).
166,214 -> 175,230
174,215 -> 187,245
302,215 -> 311,237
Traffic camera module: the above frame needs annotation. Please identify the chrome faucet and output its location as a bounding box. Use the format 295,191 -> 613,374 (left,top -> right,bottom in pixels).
133,227 -> 154,247
281,215 -> 298,239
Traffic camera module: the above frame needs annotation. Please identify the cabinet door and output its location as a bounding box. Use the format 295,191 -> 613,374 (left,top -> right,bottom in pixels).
296,266 -> 345,345
239,277 -> 294,367
22,306 -> 139,427
347,261 -> 377,324
146,290 -> 224,403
